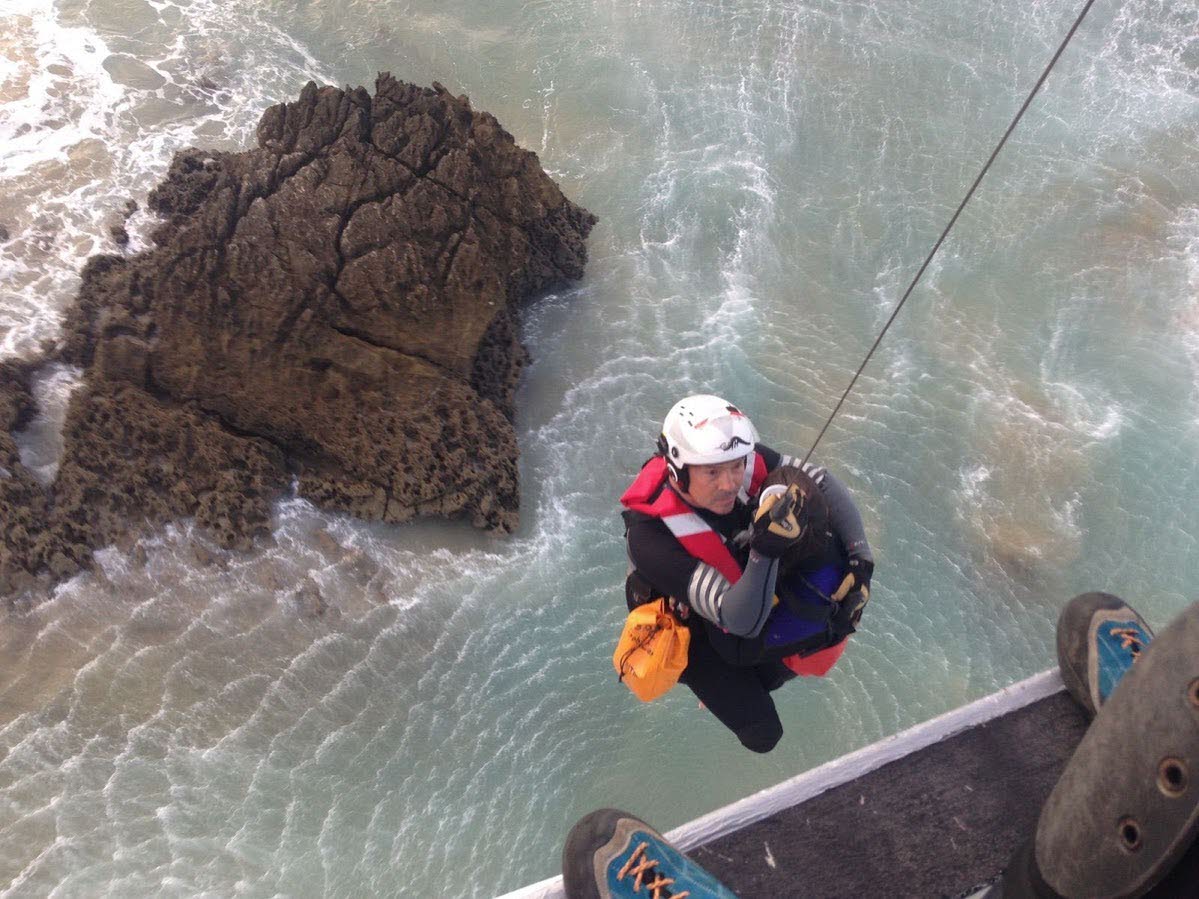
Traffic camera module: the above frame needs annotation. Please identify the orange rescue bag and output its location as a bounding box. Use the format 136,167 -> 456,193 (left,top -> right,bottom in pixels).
613,599 -> 690,702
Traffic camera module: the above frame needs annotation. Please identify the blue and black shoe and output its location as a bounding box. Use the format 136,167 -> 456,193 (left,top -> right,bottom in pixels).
562,808 -> 737,899
1056,591 -> 1154,719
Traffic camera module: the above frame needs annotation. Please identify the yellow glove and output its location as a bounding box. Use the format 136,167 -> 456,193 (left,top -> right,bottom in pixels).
751,484 -> 804,558
832,557 -> 873,601
832,568 -> 870,632
832,555 -> 873,629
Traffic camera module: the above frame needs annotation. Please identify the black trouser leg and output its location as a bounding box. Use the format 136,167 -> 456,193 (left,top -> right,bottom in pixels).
680,634 -> 790,753
756,659 -> 798,693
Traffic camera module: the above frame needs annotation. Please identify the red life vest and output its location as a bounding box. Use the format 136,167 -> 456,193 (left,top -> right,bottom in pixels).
620,454 -> 847,677
620,453 -> 767,583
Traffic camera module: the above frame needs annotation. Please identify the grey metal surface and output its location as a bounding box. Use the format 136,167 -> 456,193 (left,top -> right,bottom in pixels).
689,691 -> 1090,898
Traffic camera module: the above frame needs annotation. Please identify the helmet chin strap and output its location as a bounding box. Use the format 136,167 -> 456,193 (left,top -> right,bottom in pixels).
668,465 -> 690,493
657,433 -> 691,492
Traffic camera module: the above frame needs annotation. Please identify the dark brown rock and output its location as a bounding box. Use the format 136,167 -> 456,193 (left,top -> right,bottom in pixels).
0,362 -> 45,597
0,360 -> 36,442
190,541 -> 221,567
1,74 -> 595,596
313,528 -> 346,558
293,579 -> 327,618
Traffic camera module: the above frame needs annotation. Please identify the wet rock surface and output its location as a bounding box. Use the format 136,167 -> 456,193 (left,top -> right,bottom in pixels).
0,74 -> 596,598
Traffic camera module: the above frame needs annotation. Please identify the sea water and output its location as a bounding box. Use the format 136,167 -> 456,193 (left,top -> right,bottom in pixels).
0,0 -> 1196,894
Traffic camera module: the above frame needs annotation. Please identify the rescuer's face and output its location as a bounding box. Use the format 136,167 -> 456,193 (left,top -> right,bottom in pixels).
680,456 -> 747,514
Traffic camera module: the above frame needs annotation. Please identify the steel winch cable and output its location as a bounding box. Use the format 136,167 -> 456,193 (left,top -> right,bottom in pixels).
801,0 -> 1101,467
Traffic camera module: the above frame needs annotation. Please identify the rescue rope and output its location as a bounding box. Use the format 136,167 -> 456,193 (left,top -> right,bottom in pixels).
801,0 -> 1100,467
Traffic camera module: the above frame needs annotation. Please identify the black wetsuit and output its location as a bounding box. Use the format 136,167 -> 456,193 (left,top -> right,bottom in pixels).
623,444 -> 871,753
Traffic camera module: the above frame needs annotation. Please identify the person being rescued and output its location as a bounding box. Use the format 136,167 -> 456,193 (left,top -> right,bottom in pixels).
620,394 -> 874,754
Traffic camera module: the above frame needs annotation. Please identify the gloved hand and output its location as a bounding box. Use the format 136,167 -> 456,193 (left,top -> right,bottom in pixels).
832,588 -> 869,633
847,554 -> 873,594
750,484 -> 804,558
831,556 -> 872,633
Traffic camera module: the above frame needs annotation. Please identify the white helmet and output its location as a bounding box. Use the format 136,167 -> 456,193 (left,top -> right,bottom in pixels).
657,395 -> 759,477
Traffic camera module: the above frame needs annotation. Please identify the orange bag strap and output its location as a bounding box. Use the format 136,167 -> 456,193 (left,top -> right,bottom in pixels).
616,600 -> 674,683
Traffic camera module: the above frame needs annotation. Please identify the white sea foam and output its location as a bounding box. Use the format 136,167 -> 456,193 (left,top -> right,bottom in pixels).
1048,380 -> 1124,441
0,6 -> 123,177
959,463 -> 992,500
0,6 -> 126,357
0,0 -> 334,360
11,362 -> 81,483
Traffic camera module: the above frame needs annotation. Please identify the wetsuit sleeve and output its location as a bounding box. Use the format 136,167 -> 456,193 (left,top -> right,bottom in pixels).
815,469 -> 871,561
626,516 -> 778,637
764,448 -> 873,562
686,553 -> 778,637
810,467 -> 873,562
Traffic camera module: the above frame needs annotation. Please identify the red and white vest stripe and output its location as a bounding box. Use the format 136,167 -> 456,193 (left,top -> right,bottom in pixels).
619,453 -> 768,583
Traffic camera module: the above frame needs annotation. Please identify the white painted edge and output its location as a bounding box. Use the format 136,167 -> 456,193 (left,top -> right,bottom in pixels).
496,668 -> 1064,899
497,876 -> 566,899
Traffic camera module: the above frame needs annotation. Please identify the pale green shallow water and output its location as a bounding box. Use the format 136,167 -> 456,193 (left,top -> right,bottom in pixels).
0,0 -> 1196,895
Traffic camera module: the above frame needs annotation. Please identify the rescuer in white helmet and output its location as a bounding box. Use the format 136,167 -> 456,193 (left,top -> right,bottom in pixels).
619,394 -> 873,753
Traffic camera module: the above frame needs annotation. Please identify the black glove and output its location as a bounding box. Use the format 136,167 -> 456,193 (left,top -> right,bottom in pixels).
750,485 -> 804,558
847,554 -> 873,594
831,556 -> 872,633
832,588 -> 869,634
666,596 -> 691,621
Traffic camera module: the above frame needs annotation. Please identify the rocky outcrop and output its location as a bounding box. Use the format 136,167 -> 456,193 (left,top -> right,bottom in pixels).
0,361 -> 44,595
0,74 -> 596,597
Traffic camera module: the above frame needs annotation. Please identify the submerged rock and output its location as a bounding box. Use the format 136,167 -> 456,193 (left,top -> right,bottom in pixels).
292,579 -> 329,619
0,74 -> 596,597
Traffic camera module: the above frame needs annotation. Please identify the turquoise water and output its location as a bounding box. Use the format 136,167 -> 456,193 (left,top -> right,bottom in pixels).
0,0 -> 1196,894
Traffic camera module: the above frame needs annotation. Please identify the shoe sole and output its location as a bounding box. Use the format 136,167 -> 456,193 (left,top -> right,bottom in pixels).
1037,601 -> 1198,897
